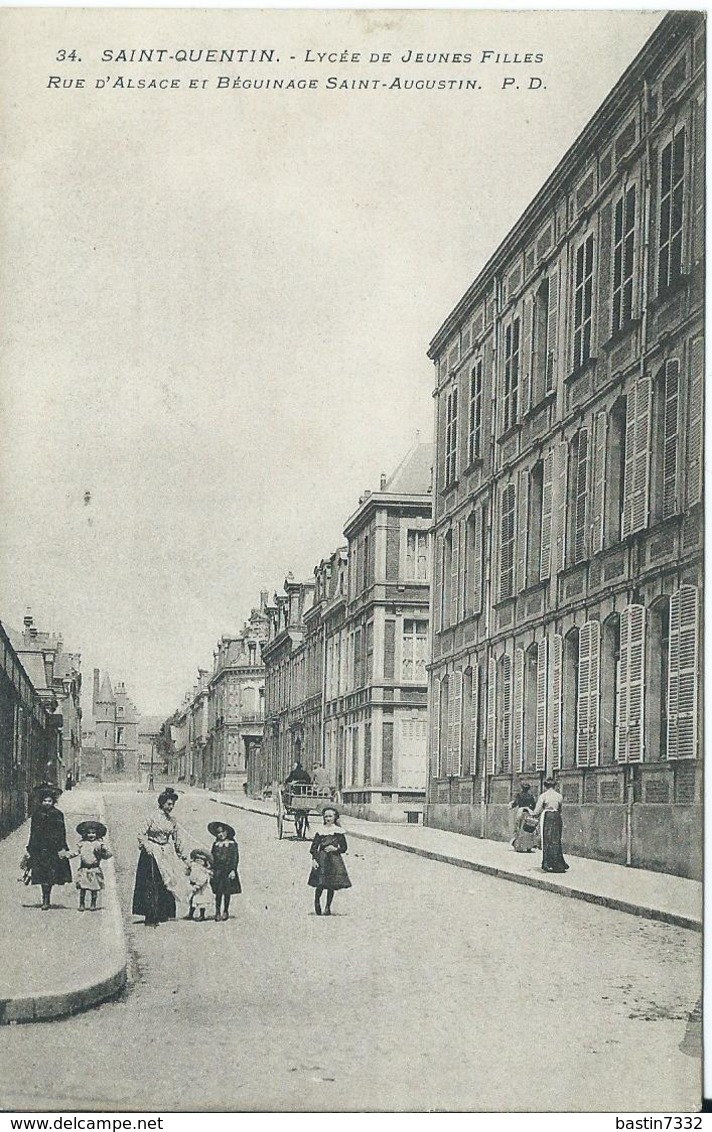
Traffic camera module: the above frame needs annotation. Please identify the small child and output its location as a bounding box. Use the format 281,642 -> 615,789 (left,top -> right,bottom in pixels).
187,849 -> 213,921
207,821 -> 241,921
73,820 -> 112,911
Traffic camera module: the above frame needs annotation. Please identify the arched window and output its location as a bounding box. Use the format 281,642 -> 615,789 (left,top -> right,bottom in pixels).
523,644 -> 539,772
568,428 -> 590,565
600,614 -> 621,765
646,597 -> 671,762
438,676 -> 449,778
498,655 -> 513,773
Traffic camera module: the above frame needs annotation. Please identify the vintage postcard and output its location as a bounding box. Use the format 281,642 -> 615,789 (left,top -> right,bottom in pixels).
0,6 -> 703,1116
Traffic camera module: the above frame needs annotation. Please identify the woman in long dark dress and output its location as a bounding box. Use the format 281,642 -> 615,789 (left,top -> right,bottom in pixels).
208,821 -> 241,921
307,805 -> 351,916
25,784 -> 72,909
533,778 -> 569,873
132,788 -> 189,925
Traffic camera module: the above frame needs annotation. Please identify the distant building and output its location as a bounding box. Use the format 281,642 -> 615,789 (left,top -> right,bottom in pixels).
260,440 -> 433,821
425,12 -> 703,878
137,715 -> 167,784
8,610 -> 82,784
83,669 -> 140,780
207,598 -> 269,791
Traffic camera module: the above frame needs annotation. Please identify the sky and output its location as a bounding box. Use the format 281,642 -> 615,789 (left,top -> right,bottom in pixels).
0,7 -> 664,718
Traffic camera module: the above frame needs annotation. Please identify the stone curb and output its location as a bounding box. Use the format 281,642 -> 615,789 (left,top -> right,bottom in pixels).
0,796 -> 128,1025
213,797 -> 701,934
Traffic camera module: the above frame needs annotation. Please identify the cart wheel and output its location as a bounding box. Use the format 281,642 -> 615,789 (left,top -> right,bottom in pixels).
277,812 -> 284,839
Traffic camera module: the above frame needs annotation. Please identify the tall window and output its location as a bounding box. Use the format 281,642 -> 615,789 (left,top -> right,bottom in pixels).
570,428 -> 589,564
606,399 -> 627,546
652,360 -> 680,522
658,127 -> 686,293
405,530 -> 429,581
527,460 -> 545,582
503,318 -> 520,430
402,619 -> 428,682
532,277 -> 549,404
573,234 -> 595,369
499,483 -> 516,600
445,386 -> 459,485
612,186 -> 636,333
468,359 -> 483,463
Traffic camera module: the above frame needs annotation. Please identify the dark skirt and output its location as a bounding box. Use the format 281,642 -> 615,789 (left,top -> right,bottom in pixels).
211,869 -> 242,896
30,849 -> 72,887
541,811 -> 569,873
308,851 -> 352,890
132,848 -> 177,922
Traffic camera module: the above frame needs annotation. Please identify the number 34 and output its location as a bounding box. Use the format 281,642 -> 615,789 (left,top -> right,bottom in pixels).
56,49 -> 80,62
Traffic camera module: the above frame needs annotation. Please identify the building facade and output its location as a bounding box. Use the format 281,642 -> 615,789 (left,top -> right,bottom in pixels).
83,669 -> 140,780
137,715 -> 168,785
426,12 -> 704,878
259,441 -> 434,821
206,599 -> 268,791
9,611 -> 82,785
0,621 -> 61,837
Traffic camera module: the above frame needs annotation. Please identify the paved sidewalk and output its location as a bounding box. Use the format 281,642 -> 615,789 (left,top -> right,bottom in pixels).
0,787 -> 127,1024
214,792 -> 702,932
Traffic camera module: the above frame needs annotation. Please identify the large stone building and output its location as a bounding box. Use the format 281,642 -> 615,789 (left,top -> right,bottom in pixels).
8,611 -> 82,785
259,440 -> 433,821
425,12 -> 703,878
83,669 -> 140,781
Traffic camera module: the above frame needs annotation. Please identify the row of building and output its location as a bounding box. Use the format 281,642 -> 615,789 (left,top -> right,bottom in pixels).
160,13 -> 703,879
0,611 -> 82,837
161,602 -> 269,791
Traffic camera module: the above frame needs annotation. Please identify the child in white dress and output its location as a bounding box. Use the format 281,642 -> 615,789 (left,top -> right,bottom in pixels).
187,849 -> 213,921
73,820 -> 112,911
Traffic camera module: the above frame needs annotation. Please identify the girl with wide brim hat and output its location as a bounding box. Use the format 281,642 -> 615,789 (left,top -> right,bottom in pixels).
26,785 -> 71,908
190,848 -> 214,865
76,820 -> 107,839
32,782 -> 63,801
207,821 -> 235,840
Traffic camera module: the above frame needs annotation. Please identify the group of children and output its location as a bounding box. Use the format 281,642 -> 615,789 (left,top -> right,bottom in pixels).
186,821 -> 242,921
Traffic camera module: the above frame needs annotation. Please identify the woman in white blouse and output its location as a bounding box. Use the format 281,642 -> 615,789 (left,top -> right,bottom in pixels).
131,788 -> 190,925
533,778 -> 570,873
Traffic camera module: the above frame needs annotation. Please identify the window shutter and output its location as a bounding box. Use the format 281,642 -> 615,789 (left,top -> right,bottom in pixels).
621,384 -> 636,539
617,605 -> 646,763
500,655 -> 512,773
450,523 -> 460,626
436,392 -> 447,494
517,469 -> 529,592
693,97 -> 705,266
588,620 -> 601,767
546,263 -> 559,393
555,442 -> 568,572
472,506 -> 483,615
668,585 -> 699,760
430,675 -> 441,780
499,483 -> 515,600
453,669 -> 463,777
574,427 -> 589,563
577,623 -> 591,767
687,336 -> 704,506
536,638 -> 548,772
540,449 -> 554,580
470,663 -> 479,776
486,658 -> 497,776
446,676 -> 455,776
662,359 -> 680,519
631,377 -> 652,534
521,296 -> 533,413
598,201 -> 613,345
549,634 -> 562,771
591,411 -> 607,555
513,648 -> 525,772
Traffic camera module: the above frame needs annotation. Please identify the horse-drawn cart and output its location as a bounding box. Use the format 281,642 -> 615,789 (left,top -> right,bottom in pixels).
275,782 -> 337,840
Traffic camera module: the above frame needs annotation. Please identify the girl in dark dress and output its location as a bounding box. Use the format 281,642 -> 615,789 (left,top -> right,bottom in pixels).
533,778 -> 569,873
25,785 -> 72,909
308,806 -> 351,916
208,821 -> 241,921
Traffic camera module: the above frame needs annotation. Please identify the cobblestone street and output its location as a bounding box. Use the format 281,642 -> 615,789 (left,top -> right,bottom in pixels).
0,789 -> 701,1112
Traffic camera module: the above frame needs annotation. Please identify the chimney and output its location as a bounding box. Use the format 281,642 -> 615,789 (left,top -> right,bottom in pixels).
380,473 -> 387,490
93,668 -> 100,713
260,589 -> 269,612
23,607 -> 33,629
